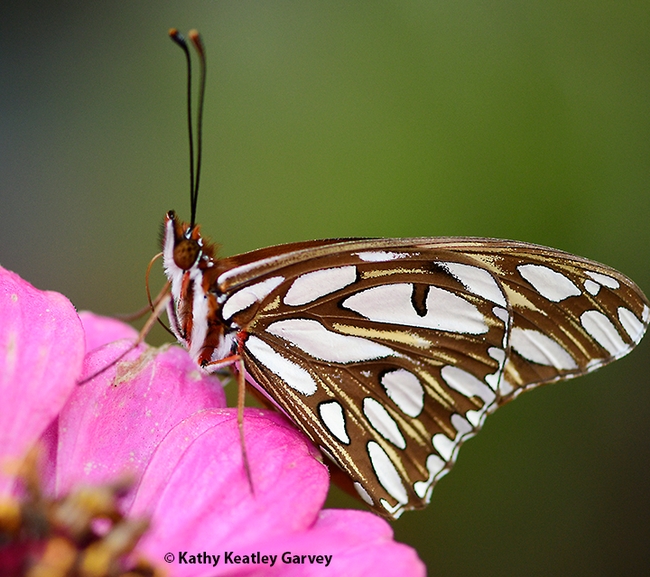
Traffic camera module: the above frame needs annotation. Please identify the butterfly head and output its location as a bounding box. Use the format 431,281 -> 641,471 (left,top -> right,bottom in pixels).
162,210 -> 218,276
166,210 -> 201,270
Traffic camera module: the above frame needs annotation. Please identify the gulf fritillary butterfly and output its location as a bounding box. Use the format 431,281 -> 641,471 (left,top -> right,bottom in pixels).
162,30 -> 649,519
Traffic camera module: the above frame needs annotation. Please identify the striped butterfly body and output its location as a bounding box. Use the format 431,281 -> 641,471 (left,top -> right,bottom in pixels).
162,215 -> 649,519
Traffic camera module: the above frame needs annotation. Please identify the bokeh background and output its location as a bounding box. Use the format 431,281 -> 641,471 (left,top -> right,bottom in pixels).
2,1 -> 649,575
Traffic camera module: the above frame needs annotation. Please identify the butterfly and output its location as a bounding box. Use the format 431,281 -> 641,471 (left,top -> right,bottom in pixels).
160,30 -> 649,519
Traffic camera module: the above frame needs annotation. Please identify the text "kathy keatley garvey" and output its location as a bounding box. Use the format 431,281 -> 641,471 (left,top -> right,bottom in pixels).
175,551 -> 334,567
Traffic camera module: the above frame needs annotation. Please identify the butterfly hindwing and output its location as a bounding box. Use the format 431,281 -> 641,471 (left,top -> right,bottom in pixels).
212,238 -> 648,518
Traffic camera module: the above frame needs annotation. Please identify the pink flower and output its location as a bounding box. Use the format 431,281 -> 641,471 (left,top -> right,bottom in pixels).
0,265 -> 425,576
0,267 -> 84,496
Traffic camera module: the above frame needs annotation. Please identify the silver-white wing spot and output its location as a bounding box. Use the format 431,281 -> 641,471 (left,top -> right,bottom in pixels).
618,307 -> 646,344
440,365 -> 497,407
439,262 -> 506,306
493,306 -> 509,324
584,279 -> 600,296
266,318 -> 396,363
353,482 -> 374,505
510,327 -> 578,370
318,401 -> 350,444
432,433 -> 455,462
356,251 -> 410,262
284,266 -> 357,306
245,335 -> 317,395
342,283 -> 488,335
484,347 -> 506,391
497,378 -> 515,397
488,346 -> 506,364
580,310 -> 628,357
222,276 -> 285,320
367,441 -> 408,505
432,413 -> 474,463
586,271 -> 620,289
517,264 -> 581,302
380,369 -> 425,418
363,397 -> 406,449
451,413 -> 473,436
413,454 -> 446,499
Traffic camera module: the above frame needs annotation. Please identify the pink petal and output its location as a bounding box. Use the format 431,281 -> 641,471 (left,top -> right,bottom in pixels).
247,509 -> 426,577
78,311 -> 139,352
0,266 -> 84,495
38,418 -> 59,495
132,408 -> 329,573
38,312 -> 138,493
54,341 -> 226,505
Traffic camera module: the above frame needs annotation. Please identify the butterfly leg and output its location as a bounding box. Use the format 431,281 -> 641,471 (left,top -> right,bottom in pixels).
201,348 -> 255,495
237,357 -> 255,495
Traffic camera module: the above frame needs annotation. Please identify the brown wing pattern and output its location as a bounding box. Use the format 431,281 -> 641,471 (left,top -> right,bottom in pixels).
217,238 -> 648,518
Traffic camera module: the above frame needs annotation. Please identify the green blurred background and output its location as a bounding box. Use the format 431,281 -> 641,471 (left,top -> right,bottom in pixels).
2,1 -> 649,574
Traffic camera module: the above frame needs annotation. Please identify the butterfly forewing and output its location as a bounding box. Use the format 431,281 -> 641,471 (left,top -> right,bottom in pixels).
162,222 -> 649,519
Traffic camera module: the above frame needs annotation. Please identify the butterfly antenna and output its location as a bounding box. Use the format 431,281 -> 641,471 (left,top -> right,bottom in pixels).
189,30 -> 206,230
169,29 -> 196,229
169,29 -> 206,230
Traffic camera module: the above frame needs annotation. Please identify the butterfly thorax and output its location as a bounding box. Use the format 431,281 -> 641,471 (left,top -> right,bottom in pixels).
162,210 -> 235,367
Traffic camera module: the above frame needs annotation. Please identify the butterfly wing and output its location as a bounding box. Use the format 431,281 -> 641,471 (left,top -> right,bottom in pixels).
215,237 -> 649,519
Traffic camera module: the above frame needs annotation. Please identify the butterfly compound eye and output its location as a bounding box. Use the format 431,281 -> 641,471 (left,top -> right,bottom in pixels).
173,238 -> 200,270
